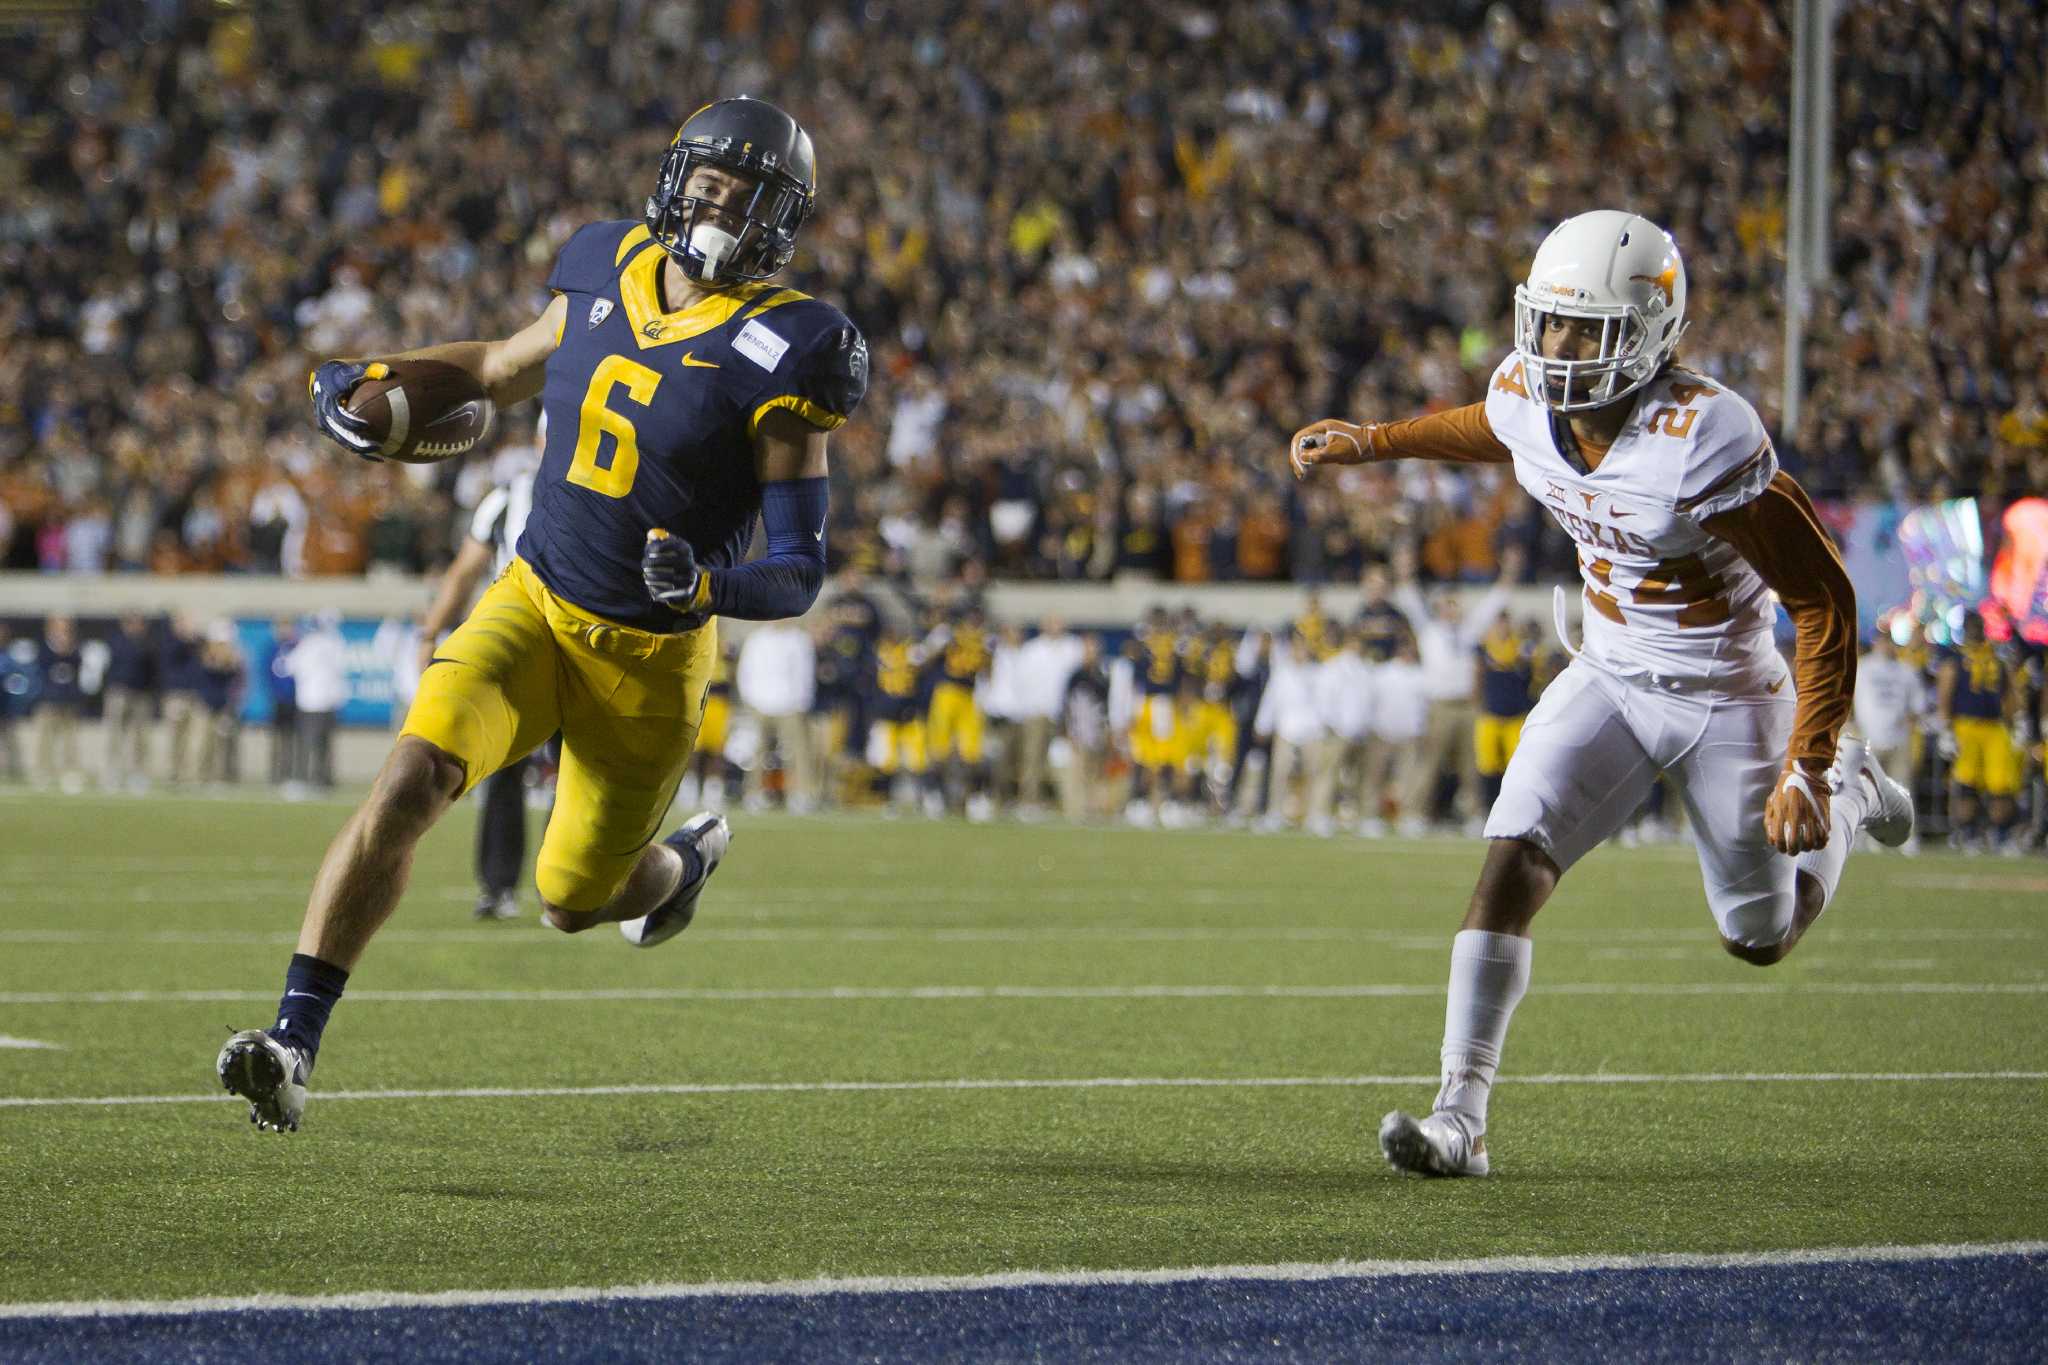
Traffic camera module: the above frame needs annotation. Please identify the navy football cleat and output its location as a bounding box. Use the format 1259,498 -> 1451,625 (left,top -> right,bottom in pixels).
619,812 -> 731,948
217,1029 -> 310,1133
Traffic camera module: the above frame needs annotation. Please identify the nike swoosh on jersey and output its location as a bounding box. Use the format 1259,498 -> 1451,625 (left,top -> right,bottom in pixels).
1611,507 -> 1636,519
680,352 -> 721,369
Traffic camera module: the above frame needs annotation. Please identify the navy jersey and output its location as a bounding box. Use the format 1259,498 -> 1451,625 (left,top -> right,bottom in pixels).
1132,630 -> 1181,696
1477,627 -> 1535,718
939,623 -> 991,685
519,219 -> 867,631
1950,643 -> 2011,720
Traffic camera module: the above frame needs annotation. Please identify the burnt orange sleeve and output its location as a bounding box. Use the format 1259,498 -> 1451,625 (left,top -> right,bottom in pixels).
1700,472 -> 1857,768
1368,403 -> 1513,465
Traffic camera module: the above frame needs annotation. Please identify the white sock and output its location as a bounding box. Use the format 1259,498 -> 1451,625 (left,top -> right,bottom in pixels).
1794,772 -> 1874,911
1434,929 -> 1533,1133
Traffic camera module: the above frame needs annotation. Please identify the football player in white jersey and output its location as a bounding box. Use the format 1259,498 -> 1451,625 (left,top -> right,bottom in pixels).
1288,210 -> 1915,1177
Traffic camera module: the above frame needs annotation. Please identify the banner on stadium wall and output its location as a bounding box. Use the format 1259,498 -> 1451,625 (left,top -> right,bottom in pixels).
1821,499 -> 1914,633
1894,498 -> 1986,647
1986,497 -> 2048,645
234,618 -> 415,728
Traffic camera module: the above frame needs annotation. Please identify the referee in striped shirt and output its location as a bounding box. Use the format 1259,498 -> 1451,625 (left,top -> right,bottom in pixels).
417,447 -> 541,920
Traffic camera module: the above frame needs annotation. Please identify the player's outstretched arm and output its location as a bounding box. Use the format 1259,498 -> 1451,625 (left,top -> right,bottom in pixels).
1700,471 -> 1857,855
308,296 -> 568,456
1288,403 -> 1511,480
391,294 -> 569,408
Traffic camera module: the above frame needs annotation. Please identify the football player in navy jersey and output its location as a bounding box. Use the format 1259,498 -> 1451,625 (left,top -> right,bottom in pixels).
219,97 -> 868,1132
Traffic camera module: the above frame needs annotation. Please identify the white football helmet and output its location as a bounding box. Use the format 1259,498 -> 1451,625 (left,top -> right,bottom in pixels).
1513,210 -> 1689,412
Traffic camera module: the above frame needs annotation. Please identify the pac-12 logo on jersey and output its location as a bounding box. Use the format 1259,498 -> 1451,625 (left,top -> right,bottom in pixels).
588,299 -> 613,329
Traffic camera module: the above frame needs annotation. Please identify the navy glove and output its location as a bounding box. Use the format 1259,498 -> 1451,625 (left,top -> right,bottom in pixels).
642,530 -> 705,618
308,360 -> 382,460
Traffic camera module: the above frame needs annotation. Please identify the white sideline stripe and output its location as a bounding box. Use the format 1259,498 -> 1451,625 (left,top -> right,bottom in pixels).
2,1239 -> 2042,1321
5,1069 -> 2043,1112
0,1036 -> 61,1050
0,927 -> 1460,949
2,924 -> 2033,948
1,981 -> 2042,1006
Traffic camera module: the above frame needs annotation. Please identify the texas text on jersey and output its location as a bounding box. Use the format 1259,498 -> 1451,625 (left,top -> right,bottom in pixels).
522,218 -> 868,631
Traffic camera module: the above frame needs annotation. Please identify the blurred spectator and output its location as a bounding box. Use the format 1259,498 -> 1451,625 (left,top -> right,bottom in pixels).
33,615 -> 84,787
983,623 -> 1028,805
1226,629 -> 1273,821
160,614 -> 210,785
1253,627 -> 1324,830
288,612 -> 349,793
199,620 -> 245,783
738,620 -> 817,813
1014,617 -> 1085,814
0,627 -> 27,780
1365,635 -> 1431,837
100,611 -> 157,791
1056,634 -> 1113,824
265,617 -> 301,787
1393,547 -> 1520,830
1308,628 -> 1376,837
1855,629 -> 1924,851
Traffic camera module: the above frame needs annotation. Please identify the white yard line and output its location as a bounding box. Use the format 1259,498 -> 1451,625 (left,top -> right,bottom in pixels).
0,980 -> 2041,1006
1,1238 -> 2041,1320
4,1069 -> 2043,1112
0,1036 -> 61,1050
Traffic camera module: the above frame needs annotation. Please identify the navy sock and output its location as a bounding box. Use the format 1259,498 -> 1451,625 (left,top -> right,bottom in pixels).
676,839 -> 704,888
272,953 -> 349,1067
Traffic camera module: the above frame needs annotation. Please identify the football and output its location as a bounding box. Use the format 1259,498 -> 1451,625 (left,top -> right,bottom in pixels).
344,358 -> 496,464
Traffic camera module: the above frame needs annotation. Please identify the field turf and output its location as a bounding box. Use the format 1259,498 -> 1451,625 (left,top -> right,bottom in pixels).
0,789 -> 2043,1354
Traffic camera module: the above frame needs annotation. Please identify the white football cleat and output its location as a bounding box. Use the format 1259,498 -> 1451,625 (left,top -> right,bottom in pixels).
1831,735 -> 1914,848
1379,1109 -> 1490,1177
620,812 -> 730,948
217,1029 -> 310,1133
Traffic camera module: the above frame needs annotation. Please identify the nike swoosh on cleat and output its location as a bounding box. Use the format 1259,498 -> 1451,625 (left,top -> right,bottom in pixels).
680,352 -> 720,369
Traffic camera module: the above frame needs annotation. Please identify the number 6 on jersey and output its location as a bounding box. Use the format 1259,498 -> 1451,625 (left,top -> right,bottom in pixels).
569,354 -> 663,498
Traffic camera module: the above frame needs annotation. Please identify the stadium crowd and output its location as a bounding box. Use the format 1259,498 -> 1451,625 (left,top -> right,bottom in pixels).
3,0 -> 2045,588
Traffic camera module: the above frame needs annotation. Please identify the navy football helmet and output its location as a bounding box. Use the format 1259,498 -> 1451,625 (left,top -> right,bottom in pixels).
646,96 -> 816,284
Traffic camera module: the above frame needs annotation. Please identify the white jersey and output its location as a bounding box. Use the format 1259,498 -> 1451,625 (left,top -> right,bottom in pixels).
1483,354 -> 1783,695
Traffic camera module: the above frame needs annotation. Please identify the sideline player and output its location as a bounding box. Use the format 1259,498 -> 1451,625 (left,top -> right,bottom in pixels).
867,621 -> 930,813
1935,611 -> 2022,852
218,97 -> 868,1132
1289,210 -> 1912,1176
925,603 -> 994,820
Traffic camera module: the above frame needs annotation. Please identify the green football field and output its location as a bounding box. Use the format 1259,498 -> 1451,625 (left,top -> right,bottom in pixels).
1,790 -> 2043,1306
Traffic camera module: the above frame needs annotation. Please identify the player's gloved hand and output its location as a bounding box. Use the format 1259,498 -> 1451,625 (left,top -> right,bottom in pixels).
1288,419 -> 1378,480
1764,759 -> 1832,855
1936,726 -> 1960,761
642,529 -> 703,612
308,360 -> 382,460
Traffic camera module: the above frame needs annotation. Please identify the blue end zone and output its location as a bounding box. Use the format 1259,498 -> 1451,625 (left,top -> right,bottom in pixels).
7,1252 -> 2043,1363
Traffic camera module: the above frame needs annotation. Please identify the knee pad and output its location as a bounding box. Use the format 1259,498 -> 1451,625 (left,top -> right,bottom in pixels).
535,853 -> 633,915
